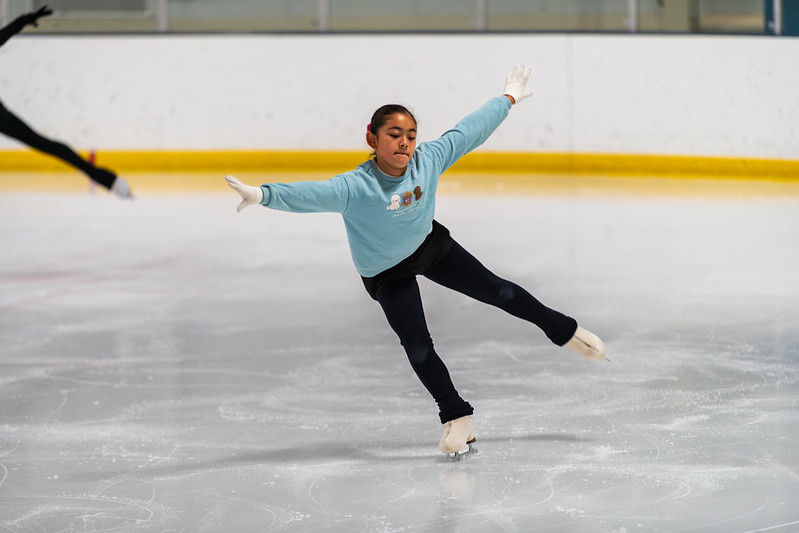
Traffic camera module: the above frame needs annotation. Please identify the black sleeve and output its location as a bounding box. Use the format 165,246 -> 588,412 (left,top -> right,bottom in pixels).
0,15 -> 32,49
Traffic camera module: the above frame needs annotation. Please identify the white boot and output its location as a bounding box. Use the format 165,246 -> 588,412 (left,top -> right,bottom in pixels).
564,326 -> 606,361
111,176 -> 133,199
439,415 -> 477,460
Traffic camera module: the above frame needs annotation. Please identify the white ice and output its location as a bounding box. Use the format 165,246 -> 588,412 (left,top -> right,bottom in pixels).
1,175 -> 798,532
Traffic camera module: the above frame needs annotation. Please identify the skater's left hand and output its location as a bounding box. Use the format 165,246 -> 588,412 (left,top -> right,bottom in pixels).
503,64 -> 533,105
24,5 -> 52,27
226,175 -> 264,212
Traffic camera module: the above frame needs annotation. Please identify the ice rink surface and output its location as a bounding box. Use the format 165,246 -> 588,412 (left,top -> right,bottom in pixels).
1,173 -> 798,532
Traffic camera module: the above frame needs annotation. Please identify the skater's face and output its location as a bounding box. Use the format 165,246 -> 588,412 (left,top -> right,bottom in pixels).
366,113 -> 417,178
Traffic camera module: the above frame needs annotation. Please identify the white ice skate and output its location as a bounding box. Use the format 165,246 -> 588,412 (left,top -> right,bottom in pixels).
439,415 -> 478,462
565,326 -> 606,361
111,176 -> 133,199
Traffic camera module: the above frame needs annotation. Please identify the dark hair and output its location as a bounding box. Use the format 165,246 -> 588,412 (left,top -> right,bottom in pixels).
368,104 -> 417,135
367,104 -> 417,158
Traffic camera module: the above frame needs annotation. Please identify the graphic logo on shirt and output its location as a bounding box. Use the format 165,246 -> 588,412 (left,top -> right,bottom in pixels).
386,186 -> 424,212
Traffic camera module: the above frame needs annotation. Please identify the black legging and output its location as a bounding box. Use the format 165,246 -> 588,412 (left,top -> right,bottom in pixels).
376,239 -> 578,424
0,100 -> 115,189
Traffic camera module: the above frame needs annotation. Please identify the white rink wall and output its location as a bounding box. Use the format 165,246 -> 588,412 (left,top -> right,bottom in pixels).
0,33 -> 797,159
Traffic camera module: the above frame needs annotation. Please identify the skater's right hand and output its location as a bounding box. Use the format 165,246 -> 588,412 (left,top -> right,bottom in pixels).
24,5 -> 52,27
226,174 -> 263,212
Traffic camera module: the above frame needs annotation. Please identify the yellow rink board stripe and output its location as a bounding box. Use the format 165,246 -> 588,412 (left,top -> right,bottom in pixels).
2,149 -> 799,176
1,150 -> 798,195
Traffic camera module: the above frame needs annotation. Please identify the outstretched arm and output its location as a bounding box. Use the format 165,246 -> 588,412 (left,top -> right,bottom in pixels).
422,64 -> 534,172
226,173 -> 349,214
0,5 -> 52,48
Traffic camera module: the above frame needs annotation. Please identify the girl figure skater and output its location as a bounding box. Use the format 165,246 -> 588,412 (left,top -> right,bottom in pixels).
226,65 -> 605,460
0,6 -> 132,198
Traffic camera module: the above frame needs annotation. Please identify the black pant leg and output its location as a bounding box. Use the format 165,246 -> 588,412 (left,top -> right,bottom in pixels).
424,240 -> 578,346
0,101 -> 115,189
376,277 -> 473,424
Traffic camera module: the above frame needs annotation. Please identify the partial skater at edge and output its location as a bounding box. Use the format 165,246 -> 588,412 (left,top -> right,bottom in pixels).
0,5 -> 132,198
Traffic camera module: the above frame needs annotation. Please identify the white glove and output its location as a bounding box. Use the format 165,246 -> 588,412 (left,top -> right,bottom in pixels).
503,64 -> 533,104
225,174 -> 263,212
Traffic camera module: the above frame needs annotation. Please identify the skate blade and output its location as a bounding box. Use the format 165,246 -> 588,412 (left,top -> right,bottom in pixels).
446,441 -> 478,462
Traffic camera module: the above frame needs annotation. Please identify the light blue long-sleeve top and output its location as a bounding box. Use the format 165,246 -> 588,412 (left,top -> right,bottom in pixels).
260,95 -> 512,277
